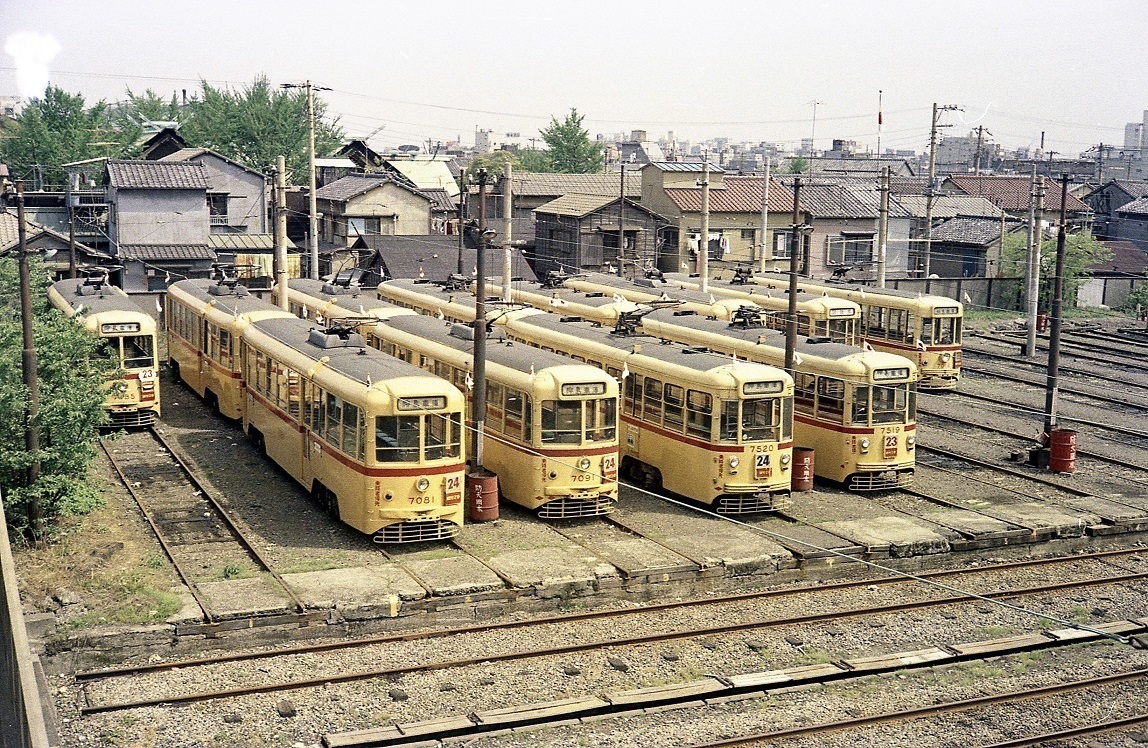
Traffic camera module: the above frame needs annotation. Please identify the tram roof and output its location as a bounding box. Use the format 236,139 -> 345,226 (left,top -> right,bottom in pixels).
169,279 -> 291,316
50,278 -> 151,317
642,309 -> 868,362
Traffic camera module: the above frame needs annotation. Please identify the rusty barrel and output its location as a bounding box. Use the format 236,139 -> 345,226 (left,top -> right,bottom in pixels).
792,447 -> 815,491
467,471 -> 499,521
1048,429 -> 1077,474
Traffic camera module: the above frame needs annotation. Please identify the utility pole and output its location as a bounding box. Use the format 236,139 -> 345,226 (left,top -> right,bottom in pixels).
281,80 -> 330,280
1042,175 -> 1070,438
923,103 -> 958,278
457,177 -> 467,276
67,211 -> 77,279
473,169 -> 490,472
876,89 -> 883,158
807,100 -> 823,174
15,182 -> 42,539
698,156 -> 711,293
785,177 -> 802,375
1097,143 -> 1105,183
502,162 -> 513,300
758,157 -> 771,273
274,155 -> 289,309
1025,170 -> 1045,358
877,166 -> 890,288
974,125 -> 984,175
617,164 -> 626,277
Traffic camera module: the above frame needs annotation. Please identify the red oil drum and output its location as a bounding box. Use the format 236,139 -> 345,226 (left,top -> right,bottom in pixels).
1048,429 -> 1077,474
467,471 -> 499,521
792,447 -> 815,491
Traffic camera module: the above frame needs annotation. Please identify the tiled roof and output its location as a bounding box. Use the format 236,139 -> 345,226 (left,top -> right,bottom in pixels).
806,158 -> 916,178
1110,180 -> 1148,199
1093,240 -> 1148,274
646,161 -> 727,174
1117,197 -> 1148,216
533,193 -> 617,217
159,148 -> 266,178
362,235 -> 537,282
421,188 -> 459,213
316,174 -> 429,203
208,234 -> 296,251
930,216 -> 1023,245
106,159 -> 208,190
663,176 -> 800,214
0,209 -> 108,256
791,182 -> 911,219
498,172 -> 642,198
117,244 -> 216,261
946,175 -> 1089,213
894,194 -> 1004,220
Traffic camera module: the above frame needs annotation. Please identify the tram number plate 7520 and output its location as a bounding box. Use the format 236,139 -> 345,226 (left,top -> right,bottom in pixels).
883,434 -> 898,458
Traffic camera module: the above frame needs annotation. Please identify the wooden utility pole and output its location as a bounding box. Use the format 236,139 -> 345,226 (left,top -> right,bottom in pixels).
784,178 -> 802,375
282,80 -> 329,280
974,126 -> 984,175
1025,168 -> 1044,358
923,103 -> 958,278
758,158 -> 771,273
67,212 -> 77,279
1043,175 -> 1070,437
877,166 -> 890,288
274,155 -> 289,309
502,162 -> 513,300
698,157 -> 711,293
15,182 -> 42,538
617,165 -> 626,277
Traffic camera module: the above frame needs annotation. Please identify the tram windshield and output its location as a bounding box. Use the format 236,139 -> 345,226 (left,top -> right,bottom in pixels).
850,384 -> 913,426
918,316 -> 961,346
719,397 -> 789,444
376,413 -> 461,462
542,398 -> 617,444
122,335 -> 155,369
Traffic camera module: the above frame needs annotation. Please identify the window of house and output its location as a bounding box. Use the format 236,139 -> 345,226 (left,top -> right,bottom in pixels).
208,194 -> 228,225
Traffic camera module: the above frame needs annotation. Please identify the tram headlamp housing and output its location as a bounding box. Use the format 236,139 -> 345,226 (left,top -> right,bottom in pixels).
907,435 -> 916,450
578,457 -> 592,470
415,478 -> 430,492
729,457 -> 740,468
860,437 -> 871,453
780,454 -> 791,466
941,352 -> 952,361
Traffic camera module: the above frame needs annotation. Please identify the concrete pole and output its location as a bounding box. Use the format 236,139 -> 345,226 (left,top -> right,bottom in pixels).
306,81 -> 320,280
1043,175 -> 1070,437
877,166 -> 890,288
1025,168 -> 1044,358
758,158 -> 771,273
699,157 -> 711,293
275,155 -> 289,309
784,178 -> 802,375
473,169 -> 489,470
15,182 -> 42,538
68,211 -> 77,279
502,162 -> 513,301
923,103 -> 938,278
617,165 -> 626,277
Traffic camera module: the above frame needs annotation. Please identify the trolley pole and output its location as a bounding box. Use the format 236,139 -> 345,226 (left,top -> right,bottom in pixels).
1042,174 -> 1070,439
784,177 -> 802,375
15,182 -> 43,538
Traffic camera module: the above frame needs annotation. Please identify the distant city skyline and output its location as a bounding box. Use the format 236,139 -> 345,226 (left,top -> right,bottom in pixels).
2,0 -> 1146,158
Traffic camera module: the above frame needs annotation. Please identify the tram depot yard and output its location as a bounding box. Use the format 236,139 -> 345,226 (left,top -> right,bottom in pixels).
12,310 -> 1148,747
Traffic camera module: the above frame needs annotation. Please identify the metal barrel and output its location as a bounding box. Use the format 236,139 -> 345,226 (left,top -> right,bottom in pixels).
467,472 -> 500,522
1048,429 -> 1077,474
792,447 -> 816,491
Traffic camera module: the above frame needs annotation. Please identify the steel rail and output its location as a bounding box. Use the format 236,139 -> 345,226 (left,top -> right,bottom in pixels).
929,389 -> 1148,440
974,332 -> 1148,373
962,345 -> 1148,388
684,669 -> 1148,748
977,713 -> 1148,748
74,547 -> 1145,683
961,365 -> 1148,411
917,445 -> 1097,498
78,570 -> 1148,714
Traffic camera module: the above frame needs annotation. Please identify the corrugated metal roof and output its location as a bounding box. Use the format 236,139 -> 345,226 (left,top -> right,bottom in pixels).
646,161 -> 726,174
894,194 -> 1004,220
533,192 -> 617,217
118,244 -> 216,261
364,235 -> 537,282
385,160 -> 460,197
106,159 -> 208,190
208,233 -> 296,251
663,176 -> 799,214
0,209 -> 109,257
796,183 -> 912,219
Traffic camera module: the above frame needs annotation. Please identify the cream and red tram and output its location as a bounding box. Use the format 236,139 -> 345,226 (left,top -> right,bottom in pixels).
499,309 -> 795,513
47,272 -> 160,428
242,315 -> 467,542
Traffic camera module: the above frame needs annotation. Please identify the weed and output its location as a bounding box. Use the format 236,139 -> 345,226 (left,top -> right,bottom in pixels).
221,563 -> 245,580
143,554 -> 166,570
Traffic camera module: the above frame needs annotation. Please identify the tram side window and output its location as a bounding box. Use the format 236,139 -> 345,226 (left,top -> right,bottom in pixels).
852,385 -> 870,426
486,382 -> 505,432
285,369 -> 301,418
305,382 -> 322,432
504,389 -> 526,441
720,400 -> 739,442
541,400 -> 581,444
781,397 -> 793,440
426,412 -> 462,459
866,306 -> 887,339
686,390 -> 713,439
434,361 -> 452,380
663,384 -> 685,431
643,377 -> 663,424
585,397 -> 616,442
606,366 -> 622,381
92,337 -> 115,363
252,351 -> 268,395
624,374 -> 642,416
218,328 -> 232,368
797,314 -> 812,336
817,377 -> 845,424
324,392 -> 343,446
793,372 -> 816,416
376,415 -> 420,462
887,309 -> 907,342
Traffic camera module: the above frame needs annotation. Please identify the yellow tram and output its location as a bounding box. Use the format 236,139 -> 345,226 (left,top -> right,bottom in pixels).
166,277 -> 296,419
281,281 -> 622,518
47,271 -> 161,428
499,309 -> 795,513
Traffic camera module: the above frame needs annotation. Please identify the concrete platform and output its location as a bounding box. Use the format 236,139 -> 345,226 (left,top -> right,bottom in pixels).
545,519 -> 700,582
782,493 -> 955,557
283,566 -> 428,615
195,576 -> 295,618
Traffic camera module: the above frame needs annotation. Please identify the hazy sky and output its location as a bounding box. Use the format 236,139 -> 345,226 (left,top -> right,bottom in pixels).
2,0 -> 1146,157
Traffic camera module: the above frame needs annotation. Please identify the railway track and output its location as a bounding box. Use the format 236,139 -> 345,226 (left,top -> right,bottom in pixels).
100,430 -> 317,630
926,388 -> 1148,441
73,549 -> 1148,715
973,331 -> 1148,374
960,364 -> 1148,412
962,343 -> 1148,390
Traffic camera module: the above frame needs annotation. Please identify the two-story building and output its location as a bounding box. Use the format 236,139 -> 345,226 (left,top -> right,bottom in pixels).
794,180 -> 913,278
531,194 -> 666,274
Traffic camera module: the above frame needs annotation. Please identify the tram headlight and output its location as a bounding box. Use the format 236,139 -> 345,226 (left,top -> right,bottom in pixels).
578,457 -> 592,470
729,457 -> 740,468
415,478 -> 430,492
780,454 -> 791,466
907,435 -> 916,450
860,437 -> 871,454
941,352 -> 952,361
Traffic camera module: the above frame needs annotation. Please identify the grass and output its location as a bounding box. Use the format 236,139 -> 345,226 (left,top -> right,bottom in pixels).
969,624 -> 1019,639
278,558 -> 346,574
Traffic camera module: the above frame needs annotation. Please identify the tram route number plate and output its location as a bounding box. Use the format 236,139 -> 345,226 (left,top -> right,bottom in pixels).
883,434 -> 898,459
755,453 -> 772,479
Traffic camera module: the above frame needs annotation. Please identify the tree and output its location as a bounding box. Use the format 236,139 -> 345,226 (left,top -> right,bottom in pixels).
517,149 -> 553,173
178,76 -> 344,183
0,258 -> 112,540
787,157 -> 808,174
1000,228 -> 1111,310
466,150 -> 519,181
540,108 -> 602,174
0,86 -> 129,190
